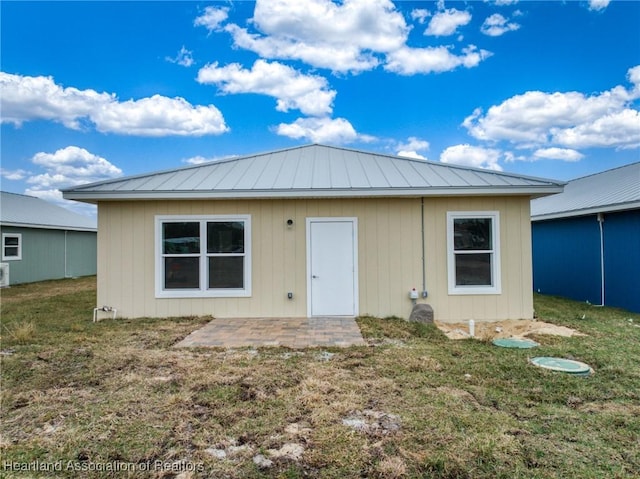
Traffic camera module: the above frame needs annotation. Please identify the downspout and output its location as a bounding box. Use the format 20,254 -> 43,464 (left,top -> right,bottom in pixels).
64,230 -> 68,278
595,213 -> 605,306
421,197 -> 427,297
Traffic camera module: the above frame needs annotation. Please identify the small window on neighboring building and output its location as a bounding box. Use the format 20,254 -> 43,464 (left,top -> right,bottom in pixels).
447,211 -> 501,295
2,233 -> 22,260
155,215 -> 251,298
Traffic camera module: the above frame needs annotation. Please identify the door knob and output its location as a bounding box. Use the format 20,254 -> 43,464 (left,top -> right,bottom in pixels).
312,275 -> 319,279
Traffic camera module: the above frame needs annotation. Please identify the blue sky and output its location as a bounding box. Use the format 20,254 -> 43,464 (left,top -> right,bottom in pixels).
1,0 -> 639,215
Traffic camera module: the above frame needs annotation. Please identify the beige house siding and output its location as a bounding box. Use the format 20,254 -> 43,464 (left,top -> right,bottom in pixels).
97,196 -> 532,322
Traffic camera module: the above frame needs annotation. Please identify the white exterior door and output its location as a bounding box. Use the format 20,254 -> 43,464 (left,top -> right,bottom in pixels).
307,218 -> 358,317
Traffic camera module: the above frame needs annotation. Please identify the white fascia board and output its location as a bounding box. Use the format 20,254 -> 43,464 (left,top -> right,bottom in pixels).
532,201 -> 640,222
63,185 -> 564,202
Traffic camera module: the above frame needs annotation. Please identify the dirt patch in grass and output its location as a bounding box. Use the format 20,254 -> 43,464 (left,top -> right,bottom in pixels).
435,318 -> 586,340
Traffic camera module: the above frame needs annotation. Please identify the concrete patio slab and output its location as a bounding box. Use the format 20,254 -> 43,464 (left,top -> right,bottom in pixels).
174,317 -> 366,348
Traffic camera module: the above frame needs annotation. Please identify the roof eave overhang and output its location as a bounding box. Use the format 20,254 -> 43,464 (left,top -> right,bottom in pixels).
532,200 -> 640,221
0,221 -> 97,232
64,185 -> 564,203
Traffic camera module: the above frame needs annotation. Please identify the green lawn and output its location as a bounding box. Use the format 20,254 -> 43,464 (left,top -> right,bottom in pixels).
1,277 -> 639,478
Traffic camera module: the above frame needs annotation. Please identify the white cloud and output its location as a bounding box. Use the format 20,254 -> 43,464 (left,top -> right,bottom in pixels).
397,150 -> 427,160
551,109 -> 640,149
396,137 -> 430,159
440,144 -> 503,171
491,0 -> 519,5
275,117 -> 372,144
225,24 -> 381,74
183,156 -> 212,165
385,45 -> 491,75
532,148 -> 584,162
411,9 -> 431,24
182,154 -> 239,165
197,59 -> 336,116
0,72 -> 112,129
194,6 -> 229,32
588,0 -> 610,12
165,46 -> 194,67
221,0 -> 408,74
24,146 -> 122,213
481,13 -> 520,37
208,0 -> 491,76
463,65 -> 640,150
29,146 -> 122,186
0,72 -> 229,136
0,168 -> 28,180
93,95 -> 228,136
425,7 -> 471,36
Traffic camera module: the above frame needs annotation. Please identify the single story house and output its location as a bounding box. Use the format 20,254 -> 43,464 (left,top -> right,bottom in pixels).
63,144 -> 563,322
0,191 -> 97,285
531,162 -> 640,313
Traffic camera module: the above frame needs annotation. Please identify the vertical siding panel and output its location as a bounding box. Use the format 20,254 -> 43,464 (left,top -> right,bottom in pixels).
363,200 -> 379,316
120,203 -> 135,316
502,198 -> 516,319
376,200 -> 391,316
271,200 -> 286,316
520,199 -> 534,318
295,200 -> 308,316
395,198 -> 425,318
423,199 -> 440,318
144,201 -> 158,318
96,205 -> 109,310
385,199 -> 401,317
112,203 -> 125,315
357,198 -> 370,316
282,200 -> 297,316
259,201 -> 273,316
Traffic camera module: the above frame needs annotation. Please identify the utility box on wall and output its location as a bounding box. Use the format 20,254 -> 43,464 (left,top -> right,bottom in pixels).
0,263 -> 9,288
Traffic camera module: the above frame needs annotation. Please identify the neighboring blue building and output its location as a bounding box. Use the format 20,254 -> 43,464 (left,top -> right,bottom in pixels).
531,163 -> 640,313
0,192 -> 97,286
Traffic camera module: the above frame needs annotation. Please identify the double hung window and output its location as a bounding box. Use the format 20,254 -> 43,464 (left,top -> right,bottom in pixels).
2,233 -> 22,260
156,215 -> 251,297
447,211 -> 501,294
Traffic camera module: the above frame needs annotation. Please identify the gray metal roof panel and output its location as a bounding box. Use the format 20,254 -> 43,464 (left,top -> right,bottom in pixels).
1,191 -> 96,230
63,144 -> 564,201
531,162 -> 640,219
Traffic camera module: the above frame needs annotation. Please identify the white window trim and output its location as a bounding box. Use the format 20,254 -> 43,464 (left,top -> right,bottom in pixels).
446,211 -> 501,295
155,215 -> 251,298
2,233 -> 22,261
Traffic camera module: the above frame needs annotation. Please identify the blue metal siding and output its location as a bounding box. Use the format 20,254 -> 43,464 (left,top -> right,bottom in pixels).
603,210 -> 640,313
532,210 -> 640,313
532,216 -> 602,304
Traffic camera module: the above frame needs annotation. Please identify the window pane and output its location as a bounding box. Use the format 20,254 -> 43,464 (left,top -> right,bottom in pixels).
207,222 -> 244,253
453,218 -> 492,251
455,253 -> 492,286
4,237 -> 19,246
164,257 -> 199,289
208,256 -> 244,289
163,223 -> 200,254
4,247 -> 18,257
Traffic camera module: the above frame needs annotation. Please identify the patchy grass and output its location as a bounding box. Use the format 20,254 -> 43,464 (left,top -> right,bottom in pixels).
1,279 -> 639,478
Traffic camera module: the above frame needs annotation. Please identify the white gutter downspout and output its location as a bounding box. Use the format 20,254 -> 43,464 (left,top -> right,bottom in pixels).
596,213 -> 605,307
421,197 -> 427,298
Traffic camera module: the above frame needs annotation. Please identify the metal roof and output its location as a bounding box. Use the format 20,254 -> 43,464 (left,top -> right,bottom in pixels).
531,162 -> 640,221
0,191 -> 97,231
63,144 -> 564,202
